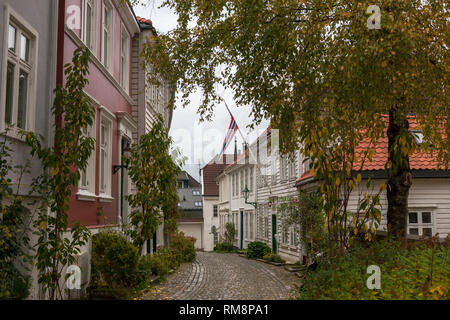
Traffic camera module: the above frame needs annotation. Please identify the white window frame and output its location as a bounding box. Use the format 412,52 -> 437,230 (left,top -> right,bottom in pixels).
120,23 -> 130,93
249,167 -> 254,194
407,209 -> 435,237
101,0 -> 114,72
280,156 -> 288,181
99,108 -> 114,200
244,212 -> 248,239
77,99 -> 97,201
1,7 -> 38,136
288,155 -> 296,180
249,212 -> 254,240
82,0 -> 98,53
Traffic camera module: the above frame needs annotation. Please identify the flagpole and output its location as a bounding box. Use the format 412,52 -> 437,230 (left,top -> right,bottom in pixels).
223,101 -> 258,165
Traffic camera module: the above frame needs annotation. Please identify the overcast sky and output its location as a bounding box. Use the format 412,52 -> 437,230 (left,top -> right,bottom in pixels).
133,1 -> 270,182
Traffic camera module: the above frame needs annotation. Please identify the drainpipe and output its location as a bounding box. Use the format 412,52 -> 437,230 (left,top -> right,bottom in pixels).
55,0 -> 66,132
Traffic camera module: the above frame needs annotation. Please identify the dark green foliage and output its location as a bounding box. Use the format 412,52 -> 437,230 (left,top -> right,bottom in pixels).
297,238 -> 450,300
126,115 -> 181,253
170,232 -> 196,263
214,242 -> 235,253
23,47 -> 94,299
91,230 -> 140,287
246,241 -> 271,259
0,131 -> 32,299
263,253 -> 285,263
147,249 -> 171,280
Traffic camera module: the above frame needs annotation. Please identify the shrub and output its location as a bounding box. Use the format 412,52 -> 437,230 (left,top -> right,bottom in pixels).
91,230 -> 140,287
246,241 -> 271,259
297,237 -> 450,300
148,249 -> 171,280
214,242 -> 235,252
171,232 -> 196,263
263,253 -> 285,263
223,223 -> 236,246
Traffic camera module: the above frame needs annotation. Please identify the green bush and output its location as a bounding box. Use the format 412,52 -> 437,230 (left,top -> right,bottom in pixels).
246,241 -> 271,259
171,232 -> 196,263
214,242 -> 235,252
263,252 -> 285,263
297,238 -> 450,300
148,249 -> 171,280
91,230 -> 140,287
0,270 -> 30,300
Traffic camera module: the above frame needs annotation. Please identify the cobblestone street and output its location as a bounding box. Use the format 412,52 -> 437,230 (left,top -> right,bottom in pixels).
141,252 -> 299,300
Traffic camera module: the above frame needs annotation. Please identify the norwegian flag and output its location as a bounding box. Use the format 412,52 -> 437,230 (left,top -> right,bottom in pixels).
217,114 -> 238,160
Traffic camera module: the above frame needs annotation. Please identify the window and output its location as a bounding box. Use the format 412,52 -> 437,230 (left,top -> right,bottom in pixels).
290,227 -> 299,246
264,216 -> 269,239
78,106 -> 96,198
102,0 -> 113,70
244,212 -> 248,239
240,171 -> 244,196
282,228 -> 289,245
249,212 -> 254,240
99,115 -> 112,197
82,0 -> 97,51
288,156 -> 296,180
249,168 -> 254,192
192,190 -> 200,196
195,202 -> 202,207
408,210 -> 434,237
2,15 -> 37,133
213,205 -> 218,217
280,156 -> 288,181
120,25 -> 130,92
177,181 -> 184,189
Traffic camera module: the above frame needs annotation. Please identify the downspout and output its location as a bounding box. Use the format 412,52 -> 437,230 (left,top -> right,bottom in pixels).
56,0 -> 66,131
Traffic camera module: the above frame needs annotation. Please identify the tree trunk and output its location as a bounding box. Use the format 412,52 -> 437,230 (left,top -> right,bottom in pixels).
386,109 -> 412,238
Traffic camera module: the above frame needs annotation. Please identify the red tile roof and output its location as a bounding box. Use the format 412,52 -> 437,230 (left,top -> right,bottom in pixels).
296,117 -> 443,183
202,155 -> 233,196
136,16 -> 153,26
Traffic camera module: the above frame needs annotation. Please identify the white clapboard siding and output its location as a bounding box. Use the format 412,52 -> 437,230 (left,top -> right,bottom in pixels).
346,178 -> 450,238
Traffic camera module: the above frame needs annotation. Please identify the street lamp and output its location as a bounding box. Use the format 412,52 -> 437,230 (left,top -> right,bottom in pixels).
242,185 -> 257,208
113,140 -> 131,174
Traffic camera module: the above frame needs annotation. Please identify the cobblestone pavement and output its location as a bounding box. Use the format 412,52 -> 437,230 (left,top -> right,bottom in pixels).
141,252 -> 299,300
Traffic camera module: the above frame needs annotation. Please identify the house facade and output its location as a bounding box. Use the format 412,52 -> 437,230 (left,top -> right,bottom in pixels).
216,149 -> 258,250
176,171 -> 203,249
0,0 -> 59,299
253,128 -> 303,263
201,155 -> 232,251
296,120 -> 450,240
131,16 -> 174,254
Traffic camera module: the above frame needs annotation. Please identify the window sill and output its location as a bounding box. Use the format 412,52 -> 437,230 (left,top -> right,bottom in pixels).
1,127 -> 28,143
98,194 -> 114,203
76,190 -> 97,202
